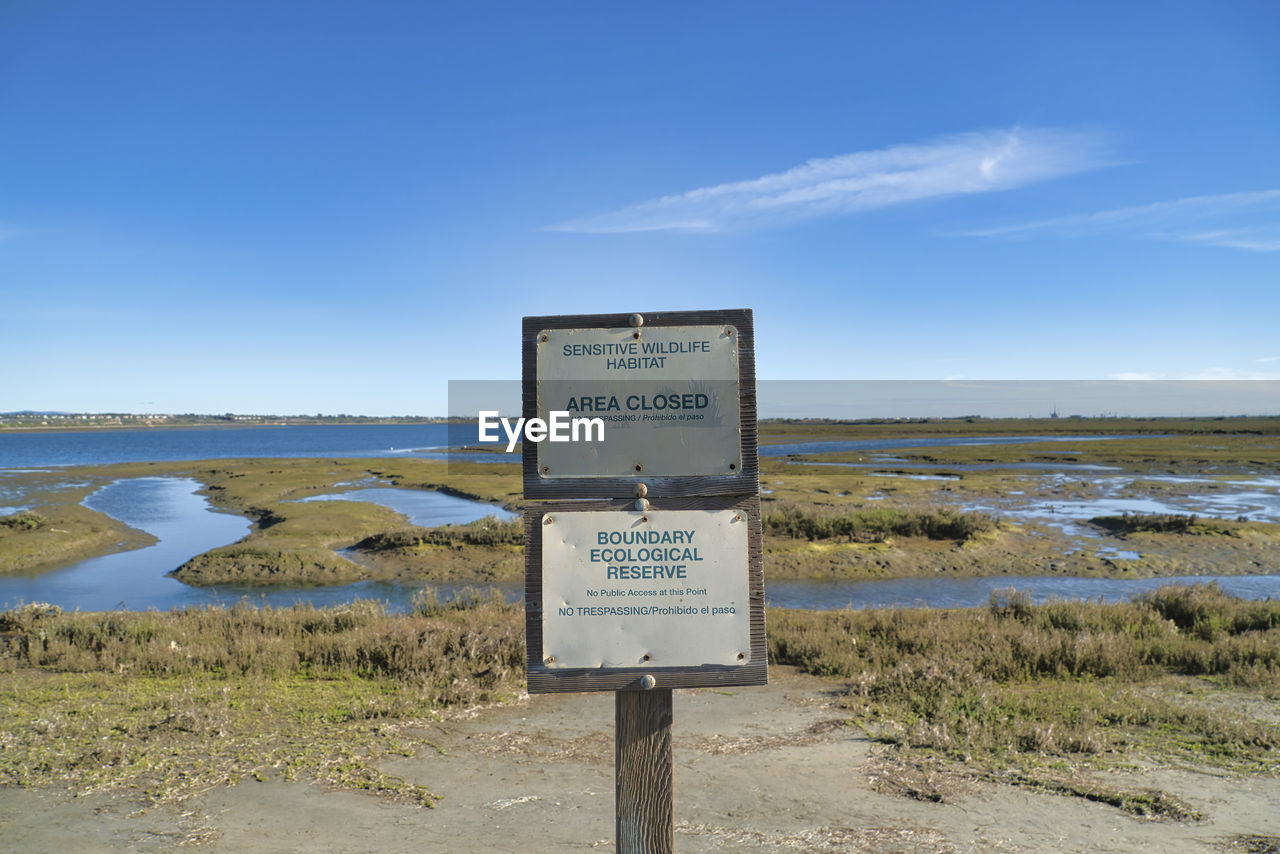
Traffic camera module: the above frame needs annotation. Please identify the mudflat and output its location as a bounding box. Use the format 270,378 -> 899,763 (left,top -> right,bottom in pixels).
2,666 -> 1275,853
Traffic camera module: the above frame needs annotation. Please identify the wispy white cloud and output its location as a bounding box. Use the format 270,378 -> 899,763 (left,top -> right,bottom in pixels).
1168,227 -> 1280,253
1258,356 -> 1280,364
1186,367 -> 1280,381
548,127 -> 1115,234
1110,367 -> 1280,381
959,189 -> 1280,252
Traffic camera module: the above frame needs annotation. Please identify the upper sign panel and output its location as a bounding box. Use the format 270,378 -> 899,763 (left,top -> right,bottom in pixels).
536,324 -> 741,479
522,308 -> 758,499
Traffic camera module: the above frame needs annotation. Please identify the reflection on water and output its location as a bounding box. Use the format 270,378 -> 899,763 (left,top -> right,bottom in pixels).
13,567 -> 1274,614
960,474 -> 1280,534
765,574 -> 1280,610
867,472 -> 960,481
0,478 -> 251,611
0,478 -> 520,612
792,460 -> 1122,472
1096,547 -> 1142,561
293,487 -> 516,526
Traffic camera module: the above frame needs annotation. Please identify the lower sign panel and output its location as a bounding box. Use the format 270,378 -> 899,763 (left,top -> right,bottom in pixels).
542,508 -> 750,669
525,496 -> 766,693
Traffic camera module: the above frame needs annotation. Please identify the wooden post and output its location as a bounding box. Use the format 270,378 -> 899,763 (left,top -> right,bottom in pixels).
616,688 -> 673,854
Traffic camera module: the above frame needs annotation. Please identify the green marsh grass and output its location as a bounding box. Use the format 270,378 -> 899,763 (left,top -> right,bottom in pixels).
758,415 -> 1280,443
356,516 -> 523,551
764,502 -> 996,543
0,510 -> 46,531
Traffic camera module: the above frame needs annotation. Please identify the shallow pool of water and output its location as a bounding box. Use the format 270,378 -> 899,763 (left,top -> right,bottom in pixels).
0,479 -> 520,611
960,473 -> 1280,536
222,573 -> 1280,613
0,478 -> 252,611
292,487 -> 516,526
764,574 -> 1280,610
867,472 -> 960,482
791,460 -> 1123,472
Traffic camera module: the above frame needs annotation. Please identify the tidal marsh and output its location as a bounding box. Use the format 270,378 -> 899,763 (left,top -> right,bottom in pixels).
2,417 -> 1278,588
2,584 -> 1275,818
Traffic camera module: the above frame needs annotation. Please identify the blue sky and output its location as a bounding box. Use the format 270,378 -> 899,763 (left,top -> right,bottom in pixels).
2,1 -> 1278,416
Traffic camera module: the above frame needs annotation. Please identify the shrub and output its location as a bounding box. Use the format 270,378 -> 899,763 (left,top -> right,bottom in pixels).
764,503 -> 995,543
1091,512 -> 1235,535
355,516 -> 523,551
0,511 -> 46,532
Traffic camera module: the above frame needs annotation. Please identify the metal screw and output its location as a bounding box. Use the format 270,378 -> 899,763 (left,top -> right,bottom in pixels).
545,656 -> 556,664
629,313 -> 644,327
541,465 -> 550,474
633,330 -> 641,340
544,516 -> 554,525
634,463 -> 643,472
540,333 -> 549,343
729,462 -> 737,470
640,674 -> 656,690
737,652 -> 746,661
635,498 -> 649,512
641,653 -> 651,662
633,483 -> 648,498
725,328 -> 733,336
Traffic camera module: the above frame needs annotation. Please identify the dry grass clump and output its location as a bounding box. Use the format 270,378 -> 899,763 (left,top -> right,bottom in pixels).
0,595 -> 524,804
764,503 -> 996,543
1224,835 -> 1280,853
773,584 -> 1280,687
1,594 -> 522,694
769,583 -> 1280,807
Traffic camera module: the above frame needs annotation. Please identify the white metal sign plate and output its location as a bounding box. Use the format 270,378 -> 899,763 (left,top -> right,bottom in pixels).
535,324 -> 741,478
540,508 -> 751,669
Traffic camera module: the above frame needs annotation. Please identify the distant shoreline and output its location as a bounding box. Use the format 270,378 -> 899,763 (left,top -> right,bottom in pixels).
5,413 -> 1280,436
0,417 -> 457,434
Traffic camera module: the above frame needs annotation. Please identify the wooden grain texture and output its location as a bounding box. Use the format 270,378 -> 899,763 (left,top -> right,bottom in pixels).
616,689 -> 674,854
522,308 -> 758,500
524,496 -> 766,694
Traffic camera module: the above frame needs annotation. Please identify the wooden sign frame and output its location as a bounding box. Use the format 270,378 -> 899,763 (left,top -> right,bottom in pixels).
522,308 -> 758,500
524,495 -> 766,694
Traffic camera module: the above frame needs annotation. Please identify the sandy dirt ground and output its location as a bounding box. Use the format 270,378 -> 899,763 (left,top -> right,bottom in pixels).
1,666 -> 1276,853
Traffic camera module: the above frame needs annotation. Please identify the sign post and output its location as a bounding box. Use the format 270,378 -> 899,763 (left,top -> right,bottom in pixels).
521,309 -> 763,853
616,688 -> 673,852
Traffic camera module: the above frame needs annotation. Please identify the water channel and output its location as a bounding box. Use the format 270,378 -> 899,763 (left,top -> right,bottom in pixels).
2,476 -> 1276,613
